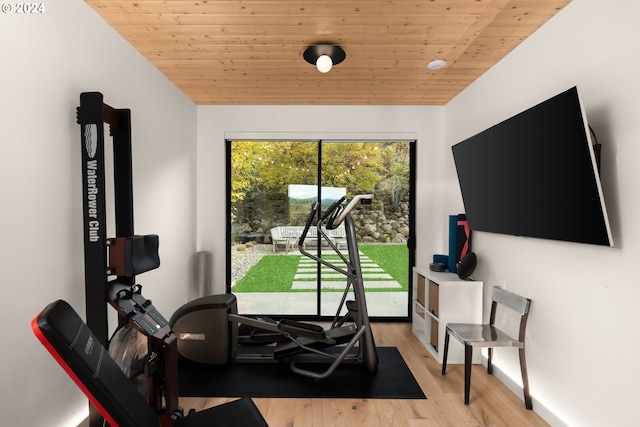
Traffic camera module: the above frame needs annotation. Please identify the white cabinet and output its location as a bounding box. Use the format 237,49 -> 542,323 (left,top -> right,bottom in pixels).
412,267 -> 483,364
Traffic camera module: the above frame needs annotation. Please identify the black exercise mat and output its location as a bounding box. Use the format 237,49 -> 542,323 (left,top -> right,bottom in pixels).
178,347 -> 426,399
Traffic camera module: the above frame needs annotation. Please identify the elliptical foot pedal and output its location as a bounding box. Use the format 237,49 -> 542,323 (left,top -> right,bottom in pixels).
346,300 -> 358,313
278,319 -> 326,340
238,316 -> 286,345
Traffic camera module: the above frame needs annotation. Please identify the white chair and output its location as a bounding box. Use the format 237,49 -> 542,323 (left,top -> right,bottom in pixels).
270,226 -> 290,253
441,286 -> 533,409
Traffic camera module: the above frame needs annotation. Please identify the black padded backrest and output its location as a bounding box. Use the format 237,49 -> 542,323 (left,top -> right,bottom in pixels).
32,300 -> 159,427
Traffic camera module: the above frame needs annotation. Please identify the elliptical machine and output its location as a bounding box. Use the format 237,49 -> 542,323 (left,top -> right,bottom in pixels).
170,194 -> 378,379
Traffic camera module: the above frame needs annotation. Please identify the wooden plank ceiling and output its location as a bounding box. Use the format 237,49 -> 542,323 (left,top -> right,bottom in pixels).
86,0 -> 571,105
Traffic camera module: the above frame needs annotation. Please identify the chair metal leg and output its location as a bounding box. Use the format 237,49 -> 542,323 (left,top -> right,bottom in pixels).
519,348 -> 533,410
441,328 -> 450,375
487,347 -> 493,375
464,345 -> 472,405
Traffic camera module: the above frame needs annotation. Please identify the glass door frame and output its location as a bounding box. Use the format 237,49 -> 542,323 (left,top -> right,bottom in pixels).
225,137 -> 416,323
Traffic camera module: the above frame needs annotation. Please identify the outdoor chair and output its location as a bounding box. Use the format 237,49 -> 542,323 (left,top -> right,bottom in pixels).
441,286 -> 532,409
270,227 -> 291,253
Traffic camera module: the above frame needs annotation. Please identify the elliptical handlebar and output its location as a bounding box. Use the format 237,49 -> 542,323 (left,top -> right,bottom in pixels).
326,194 -> 374,229
298,194 -> 374,247
321,196 -> 346,222
298,201 -> 321,248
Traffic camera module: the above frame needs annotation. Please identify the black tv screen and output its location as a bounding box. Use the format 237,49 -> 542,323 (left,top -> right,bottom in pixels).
452,86 -> 613,246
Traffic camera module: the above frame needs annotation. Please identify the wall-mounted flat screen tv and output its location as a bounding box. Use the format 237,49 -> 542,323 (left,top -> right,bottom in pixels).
452,86 -> 613,246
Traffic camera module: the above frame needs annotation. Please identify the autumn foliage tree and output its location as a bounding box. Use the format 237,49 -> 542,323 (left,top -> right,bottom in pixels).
231,140 -> 410,229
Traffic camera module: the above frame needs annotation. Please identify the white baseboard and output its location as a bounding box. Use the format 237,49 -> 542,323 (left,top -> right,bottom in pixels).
479,356 -> 567,427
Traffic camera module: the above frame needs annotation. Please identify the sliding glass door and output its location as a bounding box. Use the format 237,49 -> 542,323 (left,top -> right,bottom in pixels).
227,139 -> 414,320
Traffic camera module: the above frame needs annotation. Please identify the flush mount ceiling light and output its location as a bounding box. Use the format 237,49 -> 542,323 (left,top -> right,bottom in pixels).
303,44 -> 346,73
427,59 -> 447,70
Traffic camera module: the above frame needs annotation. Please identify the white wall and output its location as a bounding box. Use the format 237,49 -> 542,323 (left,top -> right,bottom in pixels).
196,106 -> 445,294
4,0 -> 636,426
0,1 -> 196,425
443,1 -> 640,426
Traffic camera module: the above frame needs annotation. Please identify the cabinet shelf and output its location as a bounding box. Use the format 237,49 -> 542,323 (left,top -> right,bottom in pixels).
414,299 -> 426,315
411,267 -> 483,364
414,300 -> 438,322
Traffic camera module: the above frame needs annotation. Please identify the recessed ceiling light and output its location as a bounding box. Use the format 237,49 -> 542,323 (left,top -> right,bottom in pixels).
427,59 -> 447,70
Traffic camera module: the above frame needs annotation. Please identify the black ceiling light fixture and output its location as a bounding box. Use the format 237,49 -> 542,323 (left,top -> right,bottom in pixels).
303,44 -> 346,73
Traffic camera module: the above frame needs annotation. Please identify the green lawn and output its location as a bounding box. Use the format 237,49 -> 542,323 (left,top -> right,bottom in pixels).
360,244 -> 409,290
232,254 -> 300,292
233,244 -> 408,292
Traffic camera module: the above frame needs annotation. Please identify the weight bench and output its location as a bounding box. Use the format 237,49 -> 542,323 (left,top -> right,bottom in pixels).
32,299 -> 268,427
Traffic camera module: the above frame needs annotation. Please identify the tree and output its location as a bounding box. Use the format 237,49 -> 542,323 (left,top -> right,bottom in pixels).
230,140 -> 410,226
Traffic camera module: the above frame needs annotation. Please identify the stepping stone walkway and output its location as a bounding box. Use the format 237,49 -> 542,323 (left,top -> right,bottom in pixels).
291,254 -> 402,290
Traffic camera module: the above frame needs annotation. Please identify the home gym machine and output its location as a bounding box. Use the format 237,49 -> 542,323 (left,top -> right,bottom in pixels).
170,194 -> 379,379
32,92 -> 267,427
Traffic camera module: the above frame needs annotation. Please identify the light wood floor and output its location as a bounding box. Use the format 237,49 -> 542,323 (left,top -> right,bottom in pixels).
180,323 -> 550,427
